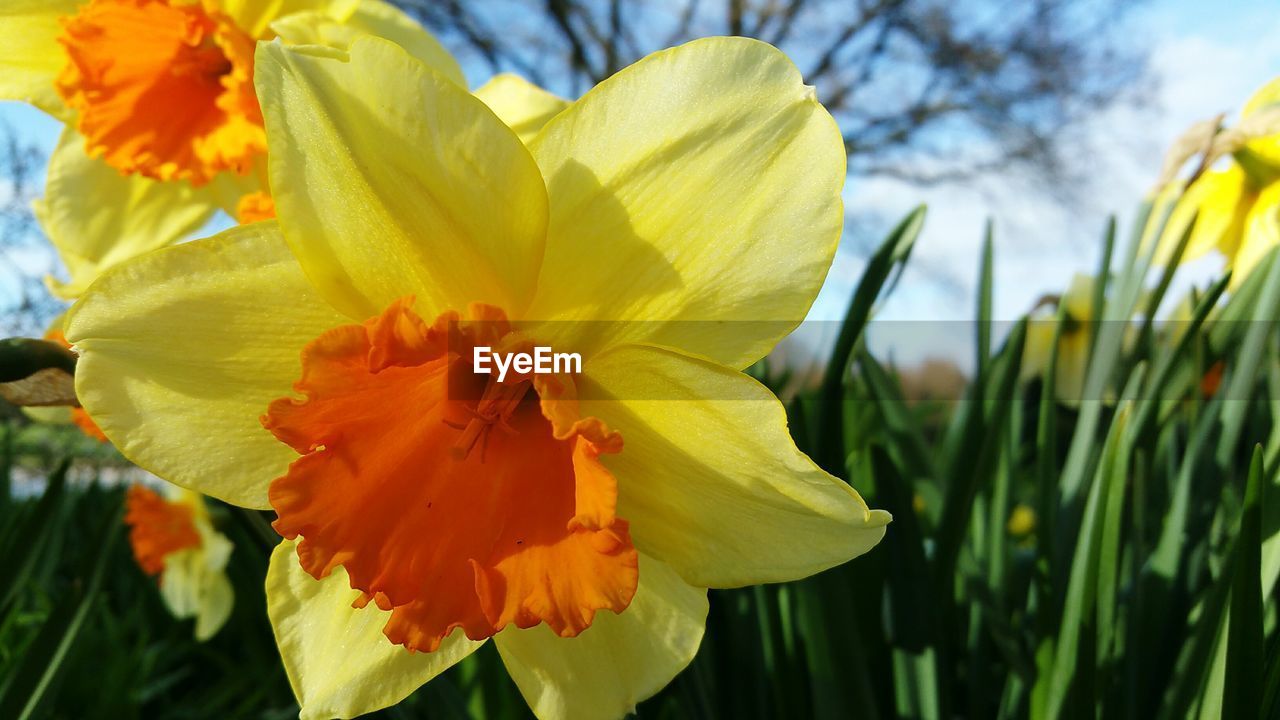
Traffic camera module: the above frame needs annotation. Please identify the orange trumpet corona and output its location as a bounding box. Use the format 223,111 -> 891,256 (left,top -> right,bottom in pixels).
263,298 -> 639,652
125,485 -> 202,575
56,0 -> 266,184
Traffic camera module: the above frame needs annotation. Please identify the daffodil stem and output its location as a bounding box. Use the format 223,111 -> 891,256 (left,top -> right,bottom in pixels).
232,507 -> 279,552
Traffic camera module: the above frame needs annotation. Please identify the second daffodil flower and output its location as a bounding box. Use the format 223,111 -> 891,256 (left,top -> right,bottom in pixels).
1022,273 -> 1096,406
66,36 -> 890,719
124,484 -> 234,641
1,0 -> 464,297
1153,76 -> 1280,289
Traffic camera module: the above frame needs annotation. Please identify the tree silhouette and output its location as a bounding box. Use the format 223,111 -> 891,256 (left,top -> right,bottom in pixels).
396,0 -> 1146,185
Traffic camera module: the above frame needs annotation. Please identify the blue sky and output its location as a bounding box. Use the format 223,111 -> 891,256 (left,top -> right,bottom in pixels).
2,0 -> 1278,368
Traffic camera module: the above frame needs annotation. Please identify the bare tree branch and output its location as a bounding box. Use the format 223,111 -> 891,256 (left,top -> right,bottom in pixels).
0,123 -> 61,336
395,0 -> 1146,192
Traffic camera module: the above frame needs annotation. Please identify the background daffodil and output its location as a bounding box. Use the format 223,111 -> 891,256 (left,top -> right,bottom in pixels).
0,0 -> 464,299
65,36 -> 889,719
1154,75 -> 1280,289
1021,273 -> 1096,406
124,483 -> 235,641
1006,504 -> 1037,538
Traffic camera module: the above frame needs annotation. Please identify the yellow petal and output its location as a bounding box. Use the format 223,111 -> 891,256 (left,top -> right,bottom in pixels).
1244,77 -> 1280,117
525,37 -> 845,370
194,571 -> 235,641
64,222 -> 347,508
577,344 -> 889,587
495,553 -> 707,720
0,0 -> 76,120
23,406 -> 73,425
270,0 -> 465,86
1240,138 -> 1280,180
205,158 -> 270,216
1231,181 -> 1280,290
473,74 -> 570,145
266,540 -> 484,720
37,130 -> 218,300
163,484 -> 236,635
1060,273 -> 1095,321
1053,332 -> 1090,407
159,536 -> 234,640
1151,180 -> 1212,267
1176,167 -> 1252,264
254,37 -> 548,320
1020,316 -> 1055,383
218,0 -> 359,38
1020,274 -> 1090,406
1241,76 -> 1280,170
160,549 -> 204,620
160,502 -> 235,641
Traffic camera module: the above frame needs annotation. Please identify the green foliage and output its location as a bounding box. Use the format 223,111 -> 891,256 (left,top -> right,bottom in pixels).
1,206 -> 1277,718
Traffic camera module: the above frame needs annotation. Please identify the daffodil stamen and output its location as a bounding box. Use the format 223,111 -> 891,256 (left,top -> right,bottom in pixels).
450,378 -> 532,461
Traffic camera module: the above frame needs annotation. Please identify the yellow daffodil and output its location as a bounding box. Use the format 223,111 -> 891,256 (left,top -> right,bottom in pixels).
1,0 -> 463,298
1007,504 -> 1036,538
913,492 -> 927,514
32,130 -> 224,299
124,483 -> 234,641
1154,76 -> 1280,288
1022,273 -> 1095,406
66,36 -> 889,719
